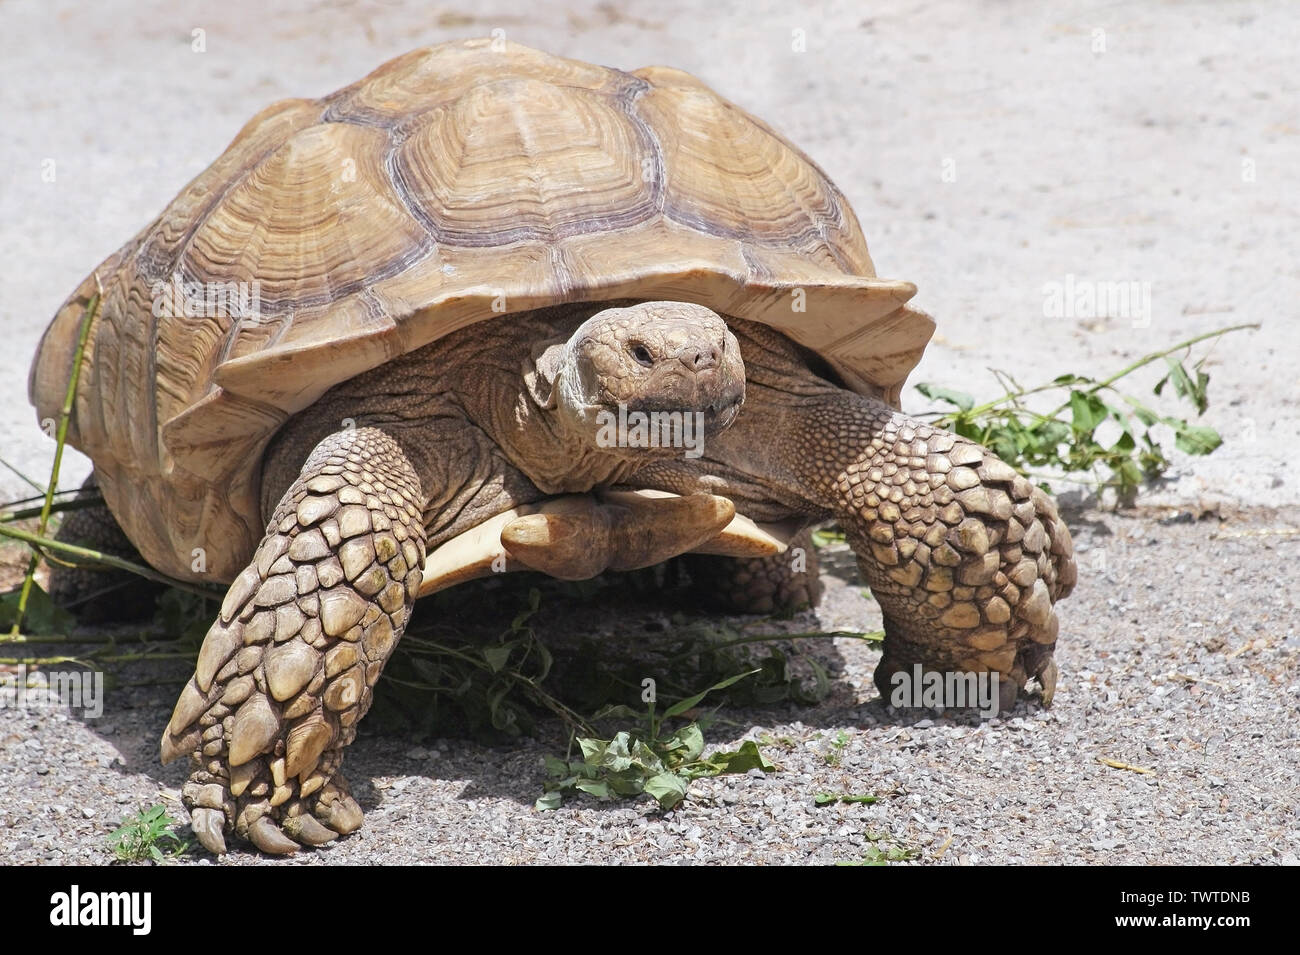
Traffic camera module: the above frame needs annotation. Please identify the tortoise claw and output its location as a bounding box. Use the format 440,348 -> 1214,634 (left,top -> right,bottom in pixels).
248,816 -> 299,855
1036,659 -> 1059,706
190,807 -> 228,855
284,813 -> 338,846
319,790 -> 364,835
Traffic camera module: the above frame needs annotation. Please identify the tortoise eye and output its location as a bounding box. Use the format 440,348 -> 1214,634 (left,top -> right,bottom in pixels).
630,343 -> 655,367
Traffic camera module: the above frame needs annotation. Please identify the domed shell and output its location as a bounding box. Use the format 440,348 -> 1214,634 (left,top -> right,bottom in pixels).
30,38 -> 932,582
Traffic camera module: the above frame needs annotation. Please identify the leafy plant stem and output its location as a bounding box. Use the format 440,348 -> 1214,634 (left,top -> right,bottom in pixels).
11,287 -> 100,635
935,323 -> 1257,423
397,637 -> 593,736
1039,323 -> 1258,419
0,525 -> 222,624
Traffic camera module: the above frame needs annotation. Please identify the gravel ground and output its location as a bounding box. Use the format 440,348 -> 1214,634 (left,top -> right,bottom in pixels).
1,1 -> 1298,865
2,506 -> 1297,865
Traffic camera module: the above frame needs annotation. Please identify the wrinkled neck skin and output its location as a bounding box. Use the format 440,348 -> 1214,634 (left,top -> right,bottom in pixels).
258,306 -> 622,521
489,318 -> 686,494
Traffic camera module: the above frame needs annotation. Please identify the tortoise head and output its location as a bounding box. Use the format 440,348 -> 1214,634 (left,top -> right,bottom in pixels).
537,301 -> 745,460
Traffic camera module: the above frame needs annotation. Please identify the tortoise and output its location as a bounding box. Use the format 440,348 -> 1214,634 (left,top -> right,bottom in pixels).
29,38 -> 1076,854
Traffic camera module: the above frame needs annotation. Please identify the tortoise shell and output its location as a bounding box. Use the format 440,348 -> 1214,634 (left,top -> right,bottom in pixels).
29,38 -> 932,583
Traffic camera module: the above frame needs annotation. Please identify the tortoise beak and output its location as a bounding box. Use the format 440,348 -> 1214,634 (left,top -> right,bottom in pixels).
702,385 -> 745,433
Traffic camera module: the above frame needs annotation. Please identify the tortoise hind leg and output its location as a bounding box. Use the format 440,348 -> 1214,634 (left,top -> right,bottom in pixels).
47,474 -> 165,620
160,427 -> 427,854
680,529 -> 822,614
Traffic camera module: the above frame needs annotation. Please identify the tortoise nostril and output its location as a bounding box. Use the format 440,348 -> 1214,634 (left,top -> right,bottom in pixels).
691,346 -> 721,371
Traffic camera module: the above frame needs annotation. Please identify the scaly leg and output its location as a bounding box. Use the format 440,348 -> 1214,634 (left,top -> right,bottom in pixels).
703,384 -> 1076,710
160,428 -> 426,853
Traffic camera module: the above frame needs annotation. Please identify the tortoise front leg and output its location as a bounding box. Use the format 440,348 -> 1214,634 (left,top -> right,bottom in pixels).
713,388 -> 1076,711
160,427 -> 426,854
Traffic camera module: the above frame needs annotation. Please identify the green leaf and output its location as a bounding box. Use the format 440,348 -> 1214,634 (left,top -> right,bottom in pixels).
1114,458 -> 1143,493
644,772 -> 688,810
662,669 -> 760,719
107,805 -> 190,862
952,418 -> 983,442
153,589 -> 216,644
790,656 -> 832,705
535,791 -> 563,811
0,583 -> 74,635
574,778 -> 610,799
577,737 -> 607,763
605,770 -> 651,797
1193,364 -> 1211,414
1069,391 -> 1108,434
509,588 -> 541,633
815,792 -> 877,806
1166,360 -> 1193,399
1052,373 -> 1091,386
481,644 -> 513,673
708,740 -> 775,775
811,526 -> 846,547
1157,358 -> 1211,414
591,732 -> 641,774
1110,428 -> 1136,454
659,723 -> 705,765
1173,423 -> 1222,455
915,382 -> 974,411
1125,400 -> 1160,427
532,639 -> 554,682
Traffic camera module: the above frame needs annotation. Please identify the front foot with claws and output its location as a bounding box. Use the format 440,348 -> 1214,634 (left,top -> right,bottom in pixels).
161,427 -> 427,854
